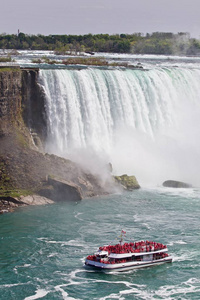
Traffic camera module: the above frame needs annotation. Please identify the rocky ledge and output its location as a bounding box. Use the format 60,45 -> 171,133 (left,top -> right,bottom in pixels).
0,195 -> 54,214
38,176 -> 83,202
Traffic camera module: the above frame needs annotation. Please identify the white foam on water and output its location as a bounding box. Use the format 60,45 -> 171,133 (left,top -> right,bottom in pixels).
146,186 -> 200,200
82,278 -> 146,300
132,214 -> 152,231
68,269 -> 85,280
24,289 -> 49,300
172,253 -> 190,262
47,252 -> 58,258
95,279 -> 139,287
37,237 -> 86,248
80,257 -> 86,264
54,280 -> 88,300
14,264 -> 32,274
155,277 -> 200,299
60,268 -> 90,287
99,294 -> 125,300
99,277 -> 200,300
189,263 -> 200,269
98,283 -> 151,300
53,269 -> 85,279
0,282 -> 30,288
168,240 -> 187,246
132,214 -> 143,222
119,288 -> 153,300
74,212 -> 84,220
55,269 -> 147,300
142,223 -> 151,230
55,286 -> 81,300
172,249 -> 199,262
187,278 -> 200,284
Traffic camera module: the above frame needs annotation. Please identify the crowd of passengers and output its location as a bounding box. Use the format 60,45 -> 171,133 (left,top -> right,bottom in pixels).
98,241 -> 167,254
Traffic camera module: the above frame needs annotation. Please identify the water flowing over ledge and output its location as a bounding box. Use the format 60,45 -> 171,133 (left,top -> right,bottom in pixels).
39,66 -> 200,186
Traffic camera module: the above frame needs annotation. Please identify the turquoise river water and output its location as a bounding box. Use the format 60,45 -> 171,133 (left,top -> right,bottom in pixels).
0,187 -> 200,300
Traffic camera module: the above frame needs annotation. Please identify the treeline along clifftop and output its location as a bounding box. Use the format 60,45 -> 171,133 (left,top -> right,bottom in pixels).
1,32 -> 200,55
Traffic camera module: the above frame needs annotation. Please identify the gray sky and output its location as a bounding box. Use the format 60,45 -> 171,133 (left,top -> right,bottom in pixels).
1,0 -> 200,38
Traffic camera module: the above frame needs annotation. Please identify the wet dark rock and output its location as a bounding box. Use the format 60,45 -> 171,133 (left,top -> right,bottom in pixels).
114,174 -> 140,190
38,176 -> 83,202
163,180 -> 192,188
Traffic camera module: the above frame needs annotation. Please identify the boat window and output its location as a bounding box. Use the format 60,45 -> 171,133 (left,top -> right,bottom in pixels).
136,256 -> 142,261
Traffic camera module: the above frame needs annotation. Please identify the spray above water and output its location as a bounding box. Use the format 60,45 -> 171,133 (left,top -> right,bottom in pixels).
39,66 -> 200,187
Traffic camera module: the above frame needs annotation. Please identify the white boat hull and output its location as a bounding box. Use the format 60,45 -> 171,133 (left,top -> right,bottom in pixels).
85,256 -> 172,272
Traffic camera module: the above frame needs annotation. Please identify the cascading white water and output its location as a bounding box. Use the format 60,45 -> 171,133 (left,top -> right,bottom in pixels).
39,66 -> 200,187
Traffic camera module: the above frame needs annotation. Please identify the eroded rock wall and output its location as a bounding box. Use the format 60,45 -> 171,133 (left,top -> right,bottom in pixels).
0,68 -> 22,134
21,69 -> 47,142
0,67 -> 47,140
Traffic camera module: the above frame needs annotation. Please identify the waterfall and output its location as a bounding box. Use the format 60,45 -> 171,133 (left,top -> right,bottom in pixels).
39,66 -> 200,187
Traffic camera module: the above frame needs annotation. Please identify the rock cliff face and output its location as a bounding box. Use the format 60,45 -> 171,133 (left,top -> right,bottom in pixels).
0,67 -> 47,142
21,68 -> 47,144
0,68 -> 22,134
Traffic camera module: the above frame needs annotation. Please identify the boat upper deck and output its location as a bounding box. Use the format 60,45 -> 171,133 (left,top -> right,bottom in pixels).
108,247 -> 168,259
98,240 -> 167,256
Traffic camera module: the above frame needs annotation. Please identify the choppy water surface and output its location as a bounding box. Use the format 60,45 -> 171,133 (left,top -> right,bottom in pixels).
0,188 -> 200,299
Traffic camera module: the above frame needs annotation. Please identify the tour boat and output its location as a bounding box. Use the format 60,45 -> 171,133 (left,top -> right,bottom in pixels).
85,232 -> 172,272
